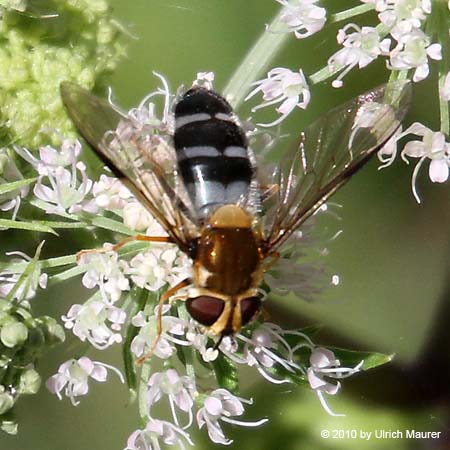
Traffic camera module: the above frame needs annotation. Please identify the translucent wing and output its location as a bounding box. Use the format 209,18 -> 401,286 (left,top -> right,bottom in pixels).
260,81 -> 412,253
60,82 -> 199,254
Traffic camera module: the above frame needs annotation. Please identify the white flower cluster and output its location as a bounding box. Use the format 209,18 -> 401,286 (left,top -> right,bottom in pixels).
325,1 -> 448,200
246,0 -> 449,200
14,140 -> 94,216
0,72 -> 366,447
49,292 -> 363,448
331,1 -> 440,86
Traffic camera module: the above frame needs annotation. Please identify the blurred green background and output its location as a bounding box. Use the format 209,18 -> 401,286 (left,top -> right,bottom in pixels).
1,0 -> 449,449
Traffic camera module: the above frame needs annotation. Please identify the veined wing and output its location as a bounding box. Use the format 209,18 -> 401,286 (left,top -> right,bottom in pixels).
60,82 -> 199,254
260,81 -> 412,253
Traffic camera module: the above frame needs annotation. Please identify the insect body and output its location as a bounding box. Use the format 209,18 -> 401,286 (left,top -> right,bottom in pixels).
61,80 -> 411,344
174,88 -> 253,219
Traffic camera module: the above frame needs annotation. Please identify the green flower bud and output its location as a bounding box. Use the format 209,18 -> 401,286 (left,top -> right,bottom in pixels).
0,386 -> 14,414
0,299 -> 10,313
37,316 -> 65,346
0,418 -> 18,435
0,320 -> 28,348
17,367 -> 40,394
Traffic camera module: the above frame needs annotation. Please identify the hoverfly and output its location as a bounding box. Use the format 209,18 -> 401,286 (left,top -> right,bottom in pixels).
61,80 -> 411,357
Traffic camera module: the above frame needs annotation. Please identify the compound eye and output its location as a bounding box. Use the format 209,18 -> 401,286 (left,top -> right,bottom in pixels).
186,296 -> 225,326
240,296 -> 261,326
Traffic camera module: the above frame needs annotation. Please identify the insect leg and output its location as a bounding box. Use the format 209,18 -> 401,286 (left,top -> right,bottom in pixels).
263,251 -> 280,271
260,183 -> 279,203
76,235 -> 173,262
136,277 -> 191,365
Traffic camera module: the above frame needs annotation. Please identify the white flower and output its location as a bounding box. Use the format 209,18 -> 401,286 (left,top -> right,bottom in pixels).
0,251 -> 47,301
14,140 -> 93,216
372,0 -> 431,29
126,72 -> 174,133
130,308 -> 190,360
328,24 -> 391,88
276,0 -> 326,39
127,247 -> 191,293
186,327 -> 219,362
192,71 -> 215,90
125,419 -> 193,450
401,123 -> 450,201
147,369 -> 195,427
92,174 -> 133,211
380,122 -> 450,202
123,201 -> 154,231
231,323 -> 307,384
307,347 -> 362,416
197,389 -> 267,445
377,126 -> 404,168
33,162 -> 92,215
0,149 -> 29,220
245,67 -> 311,126
38,140 -> 82,168
62,300 -> 126,349
388,29 -> 441,82
46,357 -> 124,406
78,248 -> 130,303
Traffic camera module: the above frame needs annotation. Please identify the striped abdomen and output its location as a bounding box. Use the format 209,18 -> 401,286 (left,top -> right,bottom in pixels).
174,87 -> 252,219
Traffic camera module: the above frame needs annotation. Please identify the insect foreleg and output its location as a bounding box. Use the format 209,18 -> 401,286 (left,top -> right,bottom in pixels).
263,251 -> 280,271
136,277 -> 191,366
76,235 -> 173,262
260,183 -> 280,203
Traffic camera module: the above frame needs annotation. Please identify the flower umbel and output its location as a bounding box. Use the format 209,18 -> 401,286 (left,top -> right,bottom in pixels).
0,34 -> 401,445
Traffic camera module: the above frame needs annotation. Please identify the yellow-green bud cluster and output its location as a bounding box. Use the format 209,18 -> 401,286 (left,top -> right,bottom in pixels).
0,0 -> 125,148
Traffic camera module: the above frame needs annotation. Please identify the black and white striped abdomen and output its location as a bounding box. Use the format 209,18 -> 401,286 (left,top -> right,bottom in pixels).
174,87 -> 252,219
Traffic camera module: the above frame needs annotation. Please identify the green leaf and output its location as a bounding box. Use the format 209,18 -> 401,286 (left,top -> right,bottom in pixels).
0,219 -> 57,235
0,177 -> 37,195
329,347 -> 394,371
33,221 -> 87,229
4,241 -> 45,303
28,199 -> 80,221
47,265 -> 86,285
265,363 -> 308,387
122,288 -> 148,397
212,353 -> 239,393
90,216 -> 135,236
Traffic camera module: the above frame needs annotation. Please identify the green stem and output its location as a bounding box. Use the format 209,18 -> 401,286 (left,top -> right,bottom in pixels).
223,1 -> 376,106
138,361 -> 151,425
223,5 -> 291,109
177,305 -> 197,384
433,2 -> 450,135
330,3 -> 374,23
